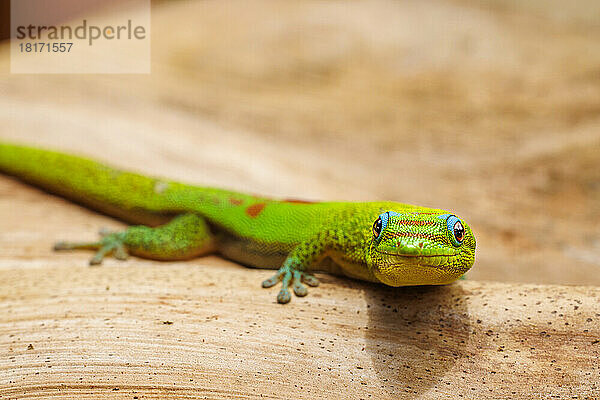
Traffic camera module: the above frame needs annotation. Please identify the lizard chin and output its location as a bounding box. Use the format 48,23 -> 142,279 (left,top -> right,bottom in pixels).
372,252 -> 465,286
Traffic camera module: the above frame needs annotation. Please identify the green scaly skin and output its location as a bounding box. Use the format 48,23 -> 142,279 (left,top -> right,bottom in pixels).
0,142 -> 476,303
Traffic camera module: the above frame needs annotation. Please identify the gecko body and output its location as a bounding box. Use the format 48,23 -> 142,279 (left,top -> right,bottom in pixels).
0,143 -> 476,303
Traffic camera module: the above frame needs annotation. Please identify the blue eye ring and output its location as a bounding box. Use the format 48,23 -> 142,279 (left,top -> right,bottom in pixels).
437,214 -> 465,246
372,212 -> 389,240
446,215 -> 465,246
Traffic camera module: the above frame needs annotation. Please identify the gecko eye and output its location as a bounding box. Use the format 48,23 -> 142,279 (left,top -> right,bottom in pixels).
453,221 -> 464,242
372,212 -> 389,239
372,217 -> 383,238
445,215 -> 464,246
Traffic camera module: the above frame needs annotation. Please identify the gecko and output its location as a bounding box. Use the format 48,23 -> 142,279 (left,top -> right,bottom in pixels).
0,142 -> 476,303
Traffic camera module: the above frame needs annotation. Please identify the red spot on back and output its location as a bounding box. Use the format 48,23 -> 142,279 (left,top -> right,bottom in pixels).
246,203 -> 266,217
283,198 -> 317,204
229,197 -> 244,206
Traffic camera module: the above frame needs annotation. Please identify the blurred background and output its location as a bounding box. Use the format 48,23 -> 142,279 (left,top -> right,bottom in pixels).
1,0 -> 599,285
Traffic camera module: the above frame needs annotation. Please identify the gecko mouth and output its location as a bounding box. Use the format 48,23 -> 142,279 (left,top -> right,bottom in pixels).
374,249 -> 459,272
375,250 -> 458,258
370,237 -> 458,259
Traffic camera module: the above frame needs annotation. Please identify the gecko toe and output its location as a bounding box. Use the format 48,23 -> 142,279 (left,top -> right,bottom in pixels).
89,246 -> 111,265
293,282 -> 308,297
301,273 -> 320,287
98,227 -> 113,237
53,241 -> 72,251
89,258 -> 102,266
277,288 -> 292,304
113,243 -> 129,261
292,271 -> 308,296
261,273 -> 281,288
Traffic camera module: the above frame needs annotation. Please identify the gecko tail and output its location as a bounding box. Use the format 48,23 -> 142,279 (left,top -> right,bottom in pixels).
0,142 -> 177,225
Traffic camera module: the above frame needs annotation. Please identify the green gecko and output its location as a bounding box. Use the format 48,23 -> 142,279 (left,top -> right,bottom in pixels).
0,142 -> 476,303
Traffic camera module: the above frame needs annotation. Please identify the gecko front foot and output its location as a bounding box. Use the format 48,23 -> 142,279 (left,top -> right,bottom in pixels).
262,267 -> 320,304
54,229 -> 129,266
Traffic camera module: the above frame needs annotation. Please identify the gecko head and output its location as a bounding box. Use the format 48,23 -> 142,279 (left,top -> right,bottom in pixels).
368,211 -> 476,286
